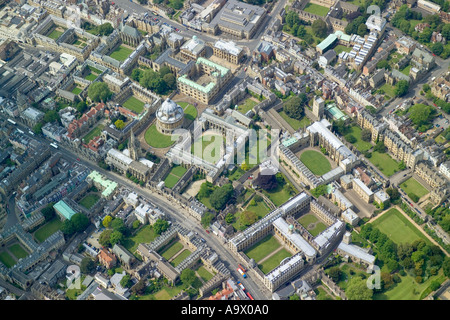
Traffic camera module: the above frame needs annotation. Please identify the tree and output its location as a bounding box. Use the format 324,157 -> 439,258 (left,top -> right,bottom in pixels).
394,80 -> 409,97
32,122 -> 43,135
225,213 -> 234,224
76,101 -> 88,113
44,110 -> 59,123
180,269 -> 196,287
110,230 -> 123,246
357,23 -> 367,37
198,182 -> 215,199
241,210 -> 258,227
209,184 -> 234,211
201,211 -> 214,228
132,220 -> 141,229
120,274 -> 132,288
80,257 -> 95,274
374,141 -> 386,153
102,215 -> 113,228
61,220 -> 76,236
88,82 -> 112,102
289,294 -> 300,300
312,19 -> 328,38
115,119 -> 125,130
311,185 -> 328,198
71,213 -> 90,233
163,73 -> 176,90
345,134 -> 357,144
132,279 -> 147,295
328,266 -> 342,282
386,188 -> 400,201
346,276 -> 373,300
376,59 -> 389,70
153,219 -> 169,235
41,203 -> 55,222
110,218 -> 126,233
361,129 -> 372,142
408,193 -> 420,203
159,66 -> 171,77
432,42 -> 444,56
131,69 -> 143,82
408,104 -> 435,128
97,23 -> 114,36
443,257 -> 450,277
283,94 -> 308,120
99,229 -> 113,247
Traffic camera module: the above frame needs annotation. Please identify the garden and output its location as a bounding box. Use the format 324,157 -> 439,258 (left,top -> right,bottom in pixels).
299,150 -> 332,176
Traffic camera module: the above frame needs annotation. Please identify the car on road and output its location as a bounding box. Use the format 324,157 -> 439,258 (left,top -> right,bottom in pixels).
77,158 -> 80,161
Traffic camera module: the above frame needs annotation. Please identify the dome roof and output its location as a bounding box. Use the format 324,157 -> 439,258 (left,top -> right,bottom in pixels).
156,98 -> 184,124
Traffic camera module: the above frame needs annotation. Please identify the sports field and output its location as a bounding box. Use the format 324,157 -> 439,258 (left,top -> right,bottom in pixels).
244,235 -> 281,262
399,178 -> 429,199
109,45 -> 134,61
303,3 -> 330,16
79,193 -> 100,209
144,123 -> 177,148
371,208 -> 431,245
300,150 -> 332,176
34,218 -> 63,243
164,165 -> 187,189
369,151 -> 399,177
123,96 -> 146,114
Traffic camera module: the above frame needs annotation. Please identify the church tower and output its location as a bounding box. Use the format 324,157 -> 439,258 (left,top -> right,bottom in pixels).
129,129 -> 140,161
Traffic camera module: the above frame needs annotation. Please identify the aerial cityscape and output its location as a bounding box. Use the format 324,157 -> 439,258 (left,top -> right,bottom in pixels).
0,0 -> 450,303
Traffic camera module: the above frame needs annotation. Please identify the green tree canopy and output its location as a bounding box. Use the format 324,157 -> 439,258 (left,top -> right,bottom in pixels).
241,210 -> 258,227
209,183 -> 234,211
312,19 -> 328,38
201,211 -> 215,228
180,269 -> 196,287
102,215 -> 113,228
153,219 -> 169,235
88,82 -> 112,102
99,229 -> 113,247
346,276 -> 373,300
115,119 -> 125,130
394,80 -> 409,97
109,230 -> 123,246
283,93 -> 308,120
80,257 -> 96,274
361,128 -> 372,142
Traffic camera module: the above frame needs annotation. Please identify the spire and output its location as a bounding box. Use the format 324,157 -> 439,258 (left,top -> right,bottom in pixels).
128,128 -> 139,161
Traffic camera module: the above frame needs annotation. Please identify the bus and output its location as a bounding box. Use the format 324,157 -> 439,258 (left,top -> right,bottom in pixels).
7,118 -> 16,125
238,264 -> 246,272
246,292 -> 254,300
237,267 -> 247,278
16,128 -> 24,134
237,281 -> 245,291
50,143 -> 58,149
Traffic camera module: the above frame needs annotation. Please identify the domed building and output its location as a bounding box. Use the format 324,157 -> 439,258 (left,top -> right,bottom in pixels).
155,98 -> 184,134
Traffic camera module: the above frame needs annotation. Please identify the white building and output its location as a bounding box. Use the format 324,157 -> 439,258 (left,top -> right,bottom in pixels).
365,14 -> 387,33
439,161 -> 450,181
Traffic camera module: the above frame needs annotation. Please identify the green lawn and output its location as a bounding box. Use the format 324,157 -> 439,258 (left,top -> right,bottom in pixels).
246,200 -> 270,218
369,151 -> 399,177
379,83 -> 396,99
373,271 -> 445,300
300,150 -> 332,176
71,86 -> 82,95
82,125 -> 105,143
47,29 -> 63,40
227,167 -> 245,181
0,251 -> 15,268
144,123 -> 177,148
8,244 -> 28,260
279,111 -> 311,131
191,133 -> 223,163
197,266 -> 214,282
160,241 -> 183,260
170,249 -> 192,267
262,174 -> 297,207
348,125 -> 372,152
236,98 -> 258,115
34,218 -> 63,243
315,287 -> 334,300
309,222 -> 327,237
244,235 -> 281,263
164,165 -> 187,189
109,45 -> 134,61
334,45 -> 352,55
298,214 -> 319,227
176,102 -> 198,122
400,178 -> 429,199
400,64 -> 411,76
122,225 -> 157,255
79,193 -> 100,209
259,248 -> 292,274
123,96 -> 146,114
371,208 -> 432,245
303,3 -> 330,16
85,73 -> 97,81
138,284 -> 184,300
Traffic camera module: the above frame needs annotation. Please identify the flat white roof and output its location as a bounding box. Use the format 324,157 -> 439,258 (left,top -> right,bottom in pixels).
280,192 -> 310,214
108,148 -> 133,165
